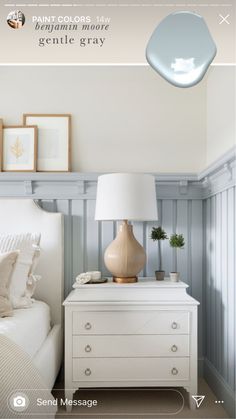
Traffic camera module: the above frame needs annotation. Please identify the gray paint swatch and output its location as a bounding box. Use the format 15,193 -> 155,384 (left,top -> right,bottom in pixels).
146,12 -> 217,88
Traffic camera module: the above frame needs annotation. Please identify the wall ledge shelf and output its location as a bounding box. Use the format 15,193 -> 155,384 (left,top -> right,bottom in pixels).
0,147 -> 234,199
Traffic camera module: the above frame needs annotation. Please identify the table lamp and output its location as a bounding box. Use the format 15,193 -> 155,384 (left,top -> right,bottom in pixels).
95,173 -> 158,283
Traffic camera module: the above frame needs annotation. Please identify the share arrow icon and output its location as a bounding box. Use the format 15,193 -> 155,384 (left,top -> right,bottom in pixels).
192,395 -> 205,408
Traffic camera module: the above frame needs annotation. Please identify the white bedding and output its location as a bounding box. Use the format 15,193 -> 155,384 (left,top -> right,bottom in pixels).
0,300 -> 51,358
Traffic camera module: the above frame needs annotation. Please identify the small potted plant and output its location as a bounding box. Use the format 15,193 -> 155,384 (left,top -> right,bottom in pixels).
169,233 -> 185,282
151,226 -> 168,280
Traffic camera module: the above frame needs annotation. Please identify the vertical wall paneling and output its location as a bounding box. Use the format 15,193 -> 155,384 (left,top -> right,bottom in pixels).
204,173 -> 236,417
71,200 -> 85,282
55,200 -> 73,297
235,187 -> 236,396
145,200 -> 161,277
221,190 -> 228,381
187,200 -> 193,294
157,199 -> 162,227
202,200 -> 207,362
227,188 -> 235,389
172,200 -> 177,271
133,222 -> 145,277
83,200 -> 88,273
98,221 -> 102,272
142,222 -> 147,277
205,198 -> 211,361
162,200 -> 174,274
191,200 -> 203,358
235,187 -> 236,394
215,193 -> 222,373
146,221 -> 158,277
86,200 -> 99,272
101,221 -> 114,277
176,200 -> 188,285
210,195 -> 216,368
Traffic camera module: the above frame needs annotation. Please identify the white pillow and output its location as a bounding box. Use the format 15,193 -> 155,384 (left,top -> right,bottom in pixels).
0,251 -> 19,317
0,233 -> 41,308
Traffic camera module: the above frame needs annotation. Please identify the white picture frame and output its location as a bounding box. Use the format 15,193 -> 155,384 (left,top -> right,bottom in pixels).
2,125 -> 37,172
23,114 -> 71,172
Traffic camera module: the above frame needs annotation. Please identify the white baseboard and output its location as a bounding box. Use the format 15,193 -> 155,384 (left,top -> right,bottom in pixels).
204,358 -> 235,418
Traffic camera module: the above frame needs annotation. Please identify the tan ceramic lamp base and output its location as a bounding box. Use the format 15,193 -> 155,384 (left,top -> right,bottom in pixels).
104,220 -> 146,283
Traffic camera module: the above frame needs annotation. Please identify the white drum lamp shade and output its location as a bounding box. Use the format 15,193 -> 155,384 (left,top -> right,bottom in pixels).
95,173 -> 158,283
95,173 -> 158,221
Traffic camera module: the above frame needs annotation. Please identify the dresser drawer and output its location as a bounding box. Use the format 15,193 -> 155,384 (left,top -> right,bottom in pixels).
73,311 -> 190,335
73,335 -> 189,358
73,357 -> 189,382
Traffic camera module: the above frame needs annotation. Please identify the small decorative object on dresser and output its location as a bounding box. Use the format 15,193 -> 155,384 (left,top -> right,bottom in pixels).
73,271 -> 107,286
2,125 -> 37,172
23,114 -> 71,172
63,278 -> 199,412
151,226 -> 168,280
95,173 -> 158,283
169,234 -> 185,282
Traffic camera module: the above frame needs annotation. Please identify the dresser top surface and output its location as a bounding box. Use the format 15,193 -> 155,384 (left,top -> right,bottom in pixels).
73,278 -> 188,289
63,278 -> 200,306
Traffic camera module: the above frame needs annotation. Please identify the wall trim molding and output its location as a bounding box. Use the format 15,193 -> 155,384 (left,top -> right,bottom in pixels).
0,148 -> 234,200
0,172 -> 199,182
204,358 -> 235,418
200,147 -> 236,198
0,172 -> 202,200
198,146 -> 236,181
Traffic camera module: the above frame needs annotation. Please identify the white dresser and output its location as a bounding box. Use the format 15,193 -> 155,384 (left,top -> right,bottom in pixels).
63,278 -> 199,412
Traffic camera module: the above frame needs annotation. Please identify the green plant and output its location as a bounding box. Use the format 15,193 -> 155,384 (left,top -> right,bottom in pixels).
169,234 -> 185,273
151,227 -> 168,271
151,227 -> 168,242
169,234 -> 185,249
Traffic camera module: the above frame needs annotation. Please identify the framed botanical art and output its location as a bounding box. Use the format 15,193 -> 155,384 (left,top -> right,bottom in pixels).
0,119 -> 3,172
23,114 -> 71,172
2,125 -> 37,172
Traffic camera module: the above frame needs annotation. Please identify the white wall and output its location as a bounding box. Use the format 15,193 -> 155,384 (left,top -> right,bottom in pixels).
206,66 -> 236,165
0,66 -> 206,173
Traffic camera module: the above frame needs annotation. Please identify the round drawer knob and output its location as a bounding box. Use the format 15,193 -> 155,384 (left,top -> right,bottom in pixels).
85,368 -> 91,376
85,345 -> 92,353
171,345 -> 178,352
85,322 -> 92,330
171,367 -> 178,375
171,322 -> 178,330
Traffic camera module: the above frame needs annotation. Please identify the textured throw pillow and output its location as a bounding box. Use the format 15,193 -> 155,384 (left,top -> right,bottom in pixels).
0,251 -> 19,317
0,233 -> 41,308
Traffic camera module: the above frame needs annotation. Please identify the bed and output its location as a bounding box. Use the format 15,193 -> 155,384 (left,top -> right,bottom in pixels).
0,199 -> 64,390
0,301 -> 51,358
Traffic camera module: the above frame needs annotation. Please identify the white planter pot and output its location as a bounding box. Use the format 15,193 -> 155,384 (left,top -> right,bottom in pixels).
170,272 -> 180,282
